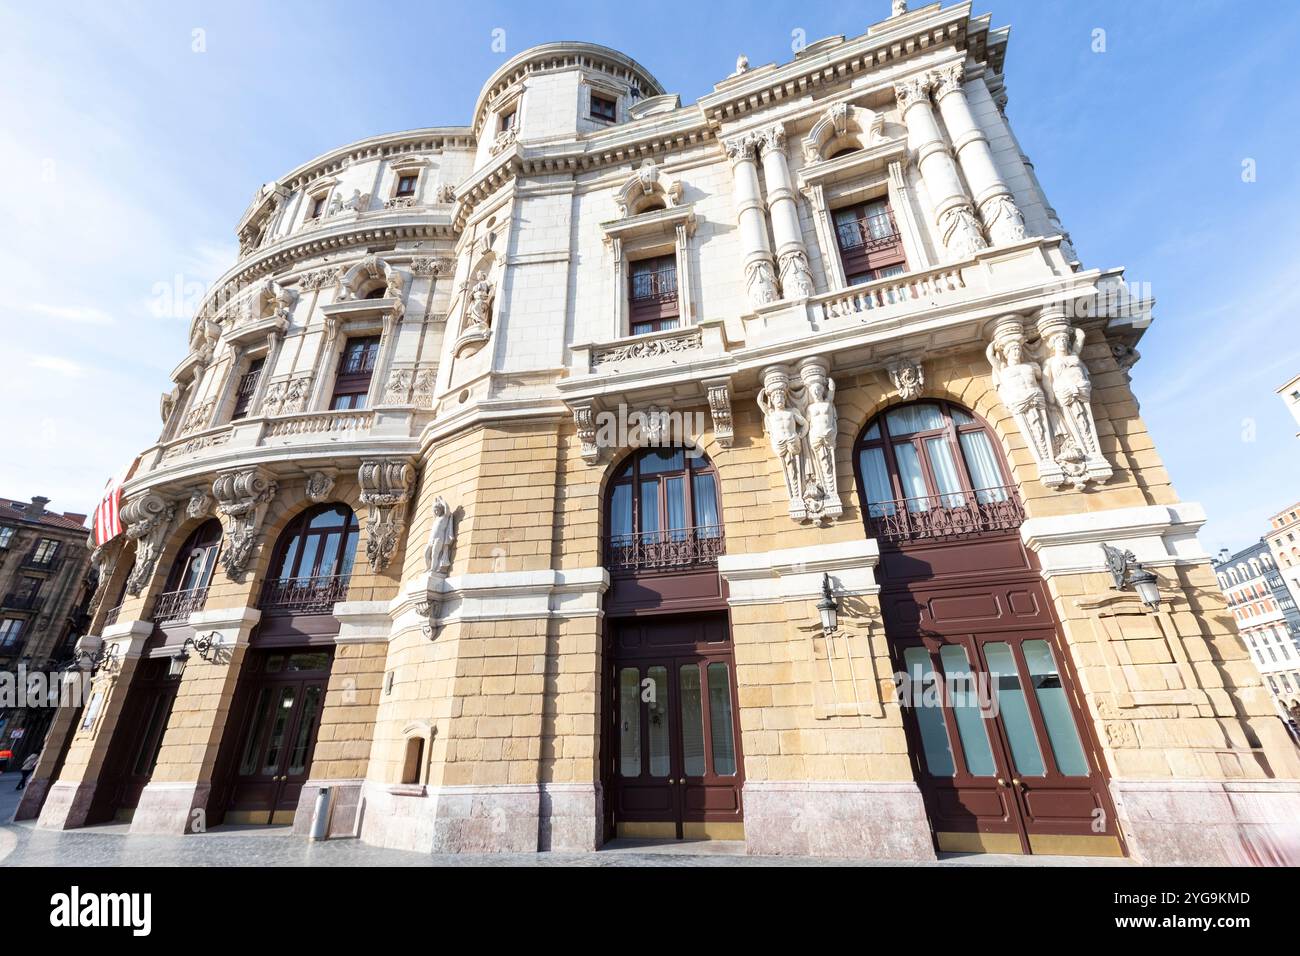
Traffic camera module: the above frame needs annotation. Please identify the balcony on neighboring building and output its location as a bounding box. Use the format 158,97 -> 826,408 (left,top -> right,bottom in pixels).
259,575 -> 351,616
102,603 -> 124,628
605,526 -> 725,574
1,593 -> 44,613
866,486 -> 1026,544
151,586 -> 211,627
20,553 -> 63,573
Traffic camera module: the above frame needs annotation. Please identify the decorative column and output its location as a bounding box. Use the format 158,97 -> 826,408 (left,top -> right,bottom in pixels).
894,75 -> 987,262
724,133 -> 780,308
759,125 -> 815,299
931,62 -> 1026,246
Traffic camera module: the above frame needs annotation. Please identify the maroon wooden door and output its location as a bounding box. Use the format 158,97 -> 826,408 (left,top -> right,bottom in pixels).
224,649 -> 331,824
86,657 -> 179,824
884,576 -> 1122,857
607,614 -> 743,839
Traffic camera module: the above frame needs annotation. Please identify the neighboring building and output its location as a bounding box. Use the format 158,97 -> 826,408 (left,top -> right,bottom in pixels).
1214,542 -> 1300,730
0,496 -> 95,761
26,2 -> 1300,864
1275,374 -> 1300,433
1264,501 -> 1300,608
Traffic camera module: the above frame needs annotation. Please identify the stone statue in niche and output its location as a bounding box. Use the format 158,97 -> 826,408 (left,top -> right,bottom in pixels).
464,271 -> 494,334
424,496 -> 455,576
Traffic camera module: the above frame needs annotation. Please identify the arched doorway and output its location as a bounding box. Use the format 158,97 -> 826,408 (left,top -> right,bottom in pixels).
855,400 -> 1122,857
215,503 -> 356,825
601,447 -> 743,841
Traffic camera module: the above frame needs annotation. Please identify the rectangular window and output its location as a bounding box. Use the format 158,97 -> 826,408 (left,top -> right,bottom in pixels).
230,357 -> 265,421
833,199 -> 907,284
31,539 -> 59,564
499,108 -> 517,132
330,336 -> 381,411
590,93 -> 617,122
0,618 -> 23,650
395,174 -> 418,198
628,254 -> 679,336
309,194 -> 327,219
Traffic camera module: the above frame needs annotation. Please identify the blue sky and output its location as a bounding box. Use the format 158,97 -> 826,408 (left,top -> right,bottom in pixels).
1,0 -> 1298,555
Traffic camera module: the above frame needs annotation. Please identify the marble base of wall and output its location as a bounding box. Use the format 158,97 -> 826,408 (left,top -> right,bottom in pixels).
35,780 -> 100,829
291,778 -> 365,838
128,782 -> 211,835
743,780 -> 938,859
1112,778 -> 1300,865
13,776 -> 53,821
358,781 -> 602,853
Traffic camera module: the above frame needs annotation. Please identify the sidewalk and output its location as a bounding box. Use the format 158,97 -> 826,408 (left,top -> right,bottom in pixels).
0,778 -> 1130,867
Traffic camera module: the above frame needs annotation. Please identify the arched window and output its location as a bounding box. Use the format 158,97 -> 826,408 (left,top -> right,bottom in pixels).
153,519 -> 222,626
855,400 -> 1023,541
260,504 -> 359,613
606,447 -> 722,571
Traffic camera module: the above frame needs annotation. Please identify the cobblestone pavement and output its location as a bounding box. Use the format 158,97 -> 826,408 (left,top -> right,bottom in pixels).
0,774 -> 1128,867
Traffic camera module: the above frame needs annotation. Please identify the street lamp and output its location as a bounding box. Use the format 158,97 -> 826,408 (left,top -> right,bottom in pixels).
169,632 -> 218,678
1101,543 -> 1162,610
816,572 -> 839,635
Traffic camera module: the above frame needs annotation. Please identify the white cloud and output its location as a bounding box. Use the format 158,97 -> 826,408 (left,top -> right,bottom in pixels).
12,302 -> 116,325
29,355 -> 85,377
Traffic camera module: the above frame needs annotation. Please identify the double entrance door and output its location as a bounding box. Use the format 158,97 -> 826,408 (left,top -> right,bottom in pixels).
607,614 -> 743,840
87,656 -> 179,824
893,625 -> 1121,856
223,648 -> 332,825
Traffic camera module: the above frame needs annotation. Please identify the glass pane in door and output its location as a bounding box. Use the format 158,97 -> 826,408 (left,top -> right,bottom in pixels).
646,666 -> 670,777
260,687 -> 297,776
706,663 -> 737,776
938,645 -> 996,777
618,668 -> 641,777
679,664 -> 706,776
1023,640 -> 1090,776
924,437 -> 965,507
238,688 -> 272,775
903,647 -> 955,776
287,685 -> 323,776
894,444 -> 930,511
984,642 -> 1046,777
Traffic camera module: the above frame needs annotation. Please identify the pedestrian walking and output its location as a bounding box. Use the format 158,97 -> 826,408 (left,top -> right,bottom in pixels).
16,752 -> 38,790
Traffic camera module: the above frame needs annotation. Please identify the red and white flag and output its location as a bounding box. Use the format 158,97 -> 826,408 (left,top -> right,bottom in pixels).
93,464 -> 133,547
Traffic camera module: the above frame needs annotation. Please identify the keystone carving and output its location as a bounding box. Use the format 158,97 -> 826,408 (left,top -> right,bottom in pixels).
358,458 -> 416,573
887,358 -> 926,401
705,379 -> 734,449
305,470 -> 336,502
121,492 -> 176,596
212,467 -> 278,578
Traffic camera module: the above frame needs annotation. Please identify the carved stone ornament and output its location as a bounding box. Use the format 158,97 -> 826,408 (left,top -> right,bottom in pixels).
423,496 -> 455,575
1036,308 -> 1112,486
212,467 -> 278,578
939,204 -> 989,261
592,329 -> 702,369
892,0 -> 908,16
778,249 -> 816,299
412,367 -> 437,407
887,358 -> 926,401
572,401 -> 600,465
410,256 -> 452,277
358,458 -> 416,573
744,258 -> 780,308
979,193 -> 1027,246
705,379 -> 734,449
305,470 -> 336,502
383,369 -> 414,406
87,537 -> 121,617
757,358 -> 843,522
186,489 -> 213,519
616,158 -> 683,217
893,75 -> 933,113
121,492 -> 176,596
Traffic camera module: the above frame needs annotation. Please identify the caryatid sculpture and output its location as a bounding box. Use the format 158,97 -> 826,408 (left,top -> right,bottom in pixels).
757,358 -> 843,522
986,315 -> 1053,467
1037,307 -> 1112,485
423,496 -> 455,576
758,365 -> 807,515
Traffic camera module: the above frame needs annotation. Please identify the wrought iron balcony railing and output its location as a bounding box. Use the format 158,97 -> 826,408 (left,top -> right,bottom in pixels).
606,526 -> 725,573
102,603 -> 123,628
835,212 -> 901,251
152,586 -> 210,627
629,267 -> 678,305
867,486 -> 1025,544
259,574 -> 351,615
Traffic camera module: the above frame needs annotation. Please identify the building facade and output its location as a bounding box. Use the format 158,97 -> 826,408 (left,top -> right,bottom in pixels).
0,496 -> 95,763
26,2 -> 1300,863
1276,374 -> 1300,433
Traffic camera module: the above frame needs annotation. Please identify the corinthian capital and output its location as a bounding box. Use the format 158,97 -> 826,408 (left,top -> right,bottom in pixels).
212,467 -> 278,578
358,458 -> 416,573
724,133 -> 760,163
893,75 -> 933,112
930,62 -> 966,99
760,124 -> 786,152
